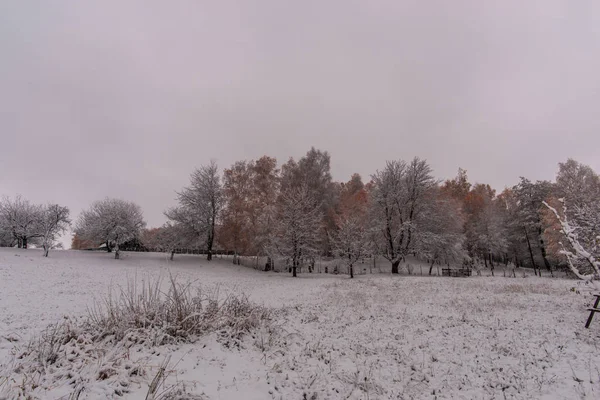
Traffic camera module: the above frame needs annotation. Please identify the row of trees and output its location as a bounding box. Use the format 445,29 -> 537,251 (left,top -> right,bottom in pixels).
0,196 -> 70,256
4,149 -> 598,281
133,148 -> 599,279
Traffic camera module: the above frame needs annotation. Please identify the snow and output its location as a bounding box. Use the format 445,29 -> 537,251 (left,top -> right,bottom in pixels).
1,248 -> 600,399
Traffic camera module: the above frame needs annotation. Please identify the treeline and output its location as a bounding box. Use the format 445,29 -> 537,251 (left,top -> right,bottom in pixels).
4,148 -> 599,279
73,148 -> 600,278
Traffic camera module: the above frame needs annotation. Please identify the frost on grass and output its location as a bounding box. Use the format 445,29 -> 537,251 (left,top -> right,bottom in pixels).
258,278 -> 600,400
0,274 -> 271,399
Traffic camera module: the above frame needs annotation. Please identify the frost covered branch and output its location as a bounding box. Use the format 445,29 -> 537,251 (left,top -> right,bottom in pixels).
542,200 -> 600,282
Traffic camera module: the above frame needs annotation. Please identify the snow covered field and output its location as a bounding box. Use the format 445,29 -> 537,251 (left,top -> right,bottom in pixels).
1,248 -> 600,399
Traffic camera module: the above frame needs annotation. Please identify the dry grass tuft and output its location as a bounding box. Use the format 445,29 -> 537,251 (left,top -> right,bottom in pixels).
1,274 -> 271,399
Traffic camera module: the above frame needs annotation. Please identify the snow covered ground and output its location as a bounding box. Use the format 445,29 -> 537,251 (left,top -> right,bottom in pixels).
1,248 -> 599,399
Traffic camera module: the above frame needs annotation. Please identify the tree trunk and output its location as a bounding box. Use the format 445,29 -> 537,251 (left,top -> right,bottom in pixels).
523,227 -> 538,276
43,245 -> 49,257
429,259 -> 435,275
114,248 -> 120,259
391,259 -> 400,274
170,250 -> 175,261
106,241 -> 112,252
350,263 -> 354,279
265,256 -> 272,271
538,227 -> 553,277
22,237 -> 28,249
292,258 -> 297,277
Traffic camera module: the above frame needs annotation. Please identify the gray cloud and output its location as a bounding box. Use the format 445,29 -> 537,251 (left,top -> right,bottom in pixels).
1,0 -> 599,247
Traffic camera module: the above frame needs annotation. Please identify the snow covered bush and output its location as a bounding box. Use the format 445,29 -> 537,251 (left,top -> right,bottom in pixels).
85,275 -> 271,345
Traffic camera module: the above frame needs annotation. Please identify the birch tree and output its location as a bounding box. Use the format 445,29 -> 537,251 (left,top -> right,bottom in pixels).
220,160 -> 255,263
543,199 -> 600,284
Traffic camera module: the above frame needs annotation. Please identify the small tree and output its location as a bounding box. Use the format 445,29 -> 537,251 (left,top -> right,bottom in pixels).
331,214 -> 369,278
153,223 -> 198,261
419,190 -> 466,274
274,186 -> 322,277
38,204 -> 71,257
75,198 -> 146,259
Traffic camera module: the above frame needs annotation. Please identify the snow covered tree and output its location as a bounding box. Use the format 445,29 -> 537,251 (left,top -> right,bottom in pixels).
249,156 -> 280,269
369,158 -> 437,274
0,223 -> 14,247
477,198 -> 508,271
541,160 -> 600,272
75,198 -> 146,259
510,178 -> 554,274
462,183 -> 509,270
280,148 -> 336,254
170,161 -> 223,261
555,159 -> 600,208
38,204 -> 71,257
274,185 -> 322,277
331,214 -> 368,278
543,199 -> 600,283
331,175 -> 370,278
0,195 -> 42,248
220,160 -> 255,262
419,189 -> 466,274
143,223 -> 197,261
441,168 -> 471,201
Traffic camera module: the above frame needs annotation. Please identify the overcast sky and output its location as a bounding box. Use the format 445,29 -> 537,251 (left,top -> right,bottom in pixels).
1,1 -> 599,248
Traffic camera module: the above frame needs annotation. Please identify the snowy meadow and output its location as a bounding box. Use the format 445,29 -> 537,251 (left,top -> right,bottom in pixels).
1,248 -> 599,400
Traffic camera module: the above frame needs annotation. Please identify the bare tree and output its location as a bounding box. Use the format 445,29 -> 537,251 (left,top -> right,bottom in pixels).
38,204 -> 71,257
274,186 -> 322,277
171,161 -> 223,261
75,198 -> 146,259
